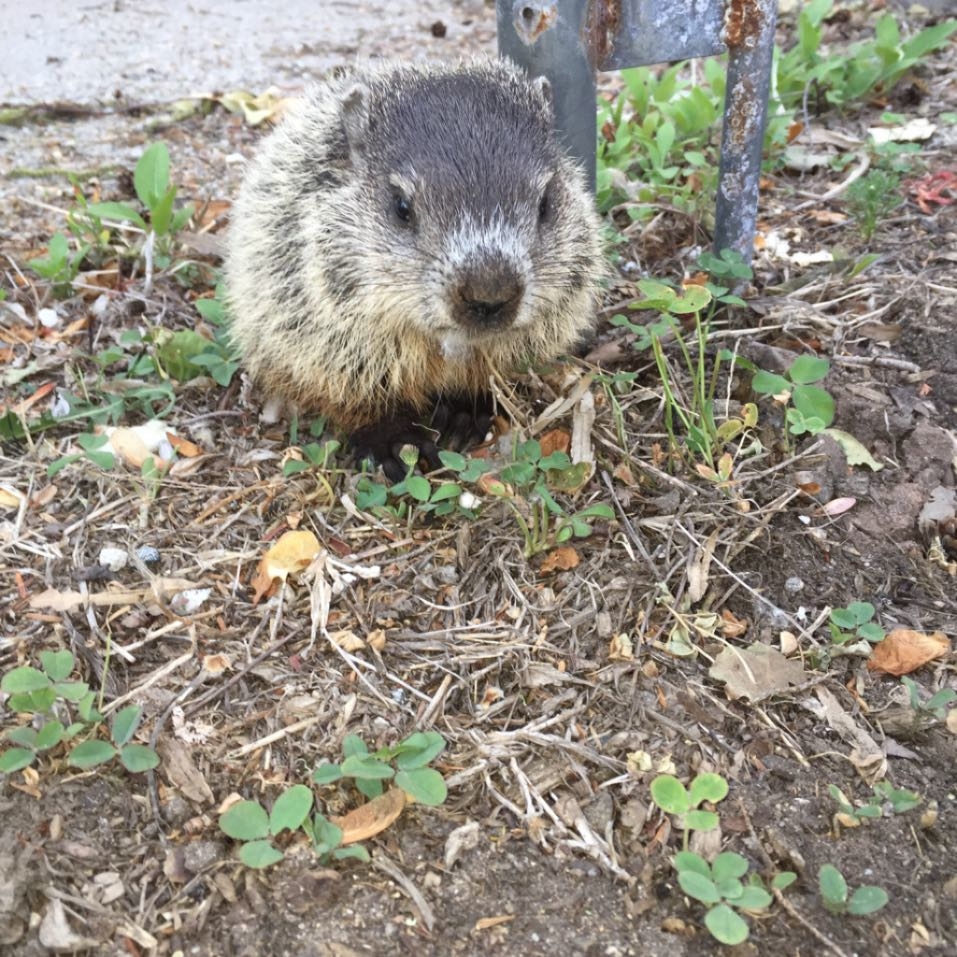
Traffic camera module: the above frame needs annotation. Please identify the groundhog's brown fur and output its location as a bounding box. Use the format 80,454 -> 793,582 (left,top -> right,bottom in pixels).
225,59 -> 603,465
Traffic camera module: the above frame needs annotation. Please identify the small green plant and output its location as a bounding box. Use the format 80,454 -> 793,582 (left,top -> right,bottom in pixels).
750,354 -> 835,436
828,601 -> 885,647
352,449 -> 486,522
84,143 -> 193,251
28,233 -> 90,298
389,449 -> 488,520
495,440 -> 614,557
219,731 -> 449,869
830,781 -> 921,824
218,784 -> 364,869
671,850 -> 792,946
818,864 -> 888,916
283,439 -> 342,476
651,772 -> 795,945
612,256 -> 757,470
313,731 -> 447,801
650,772 -> 729,847
846,167 -> 903,240
0,651 -> 159,774
353,446 -> 612,556
900,676 -> 957,725
597,59 -> 725,215
774,1 -> 956,117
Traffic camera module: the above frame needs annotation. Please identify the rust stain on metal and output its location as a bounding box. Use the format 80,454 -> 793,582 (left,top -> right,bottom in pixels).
583,0 -> 621,69
515,2 -> 558,44
724,0 -> 765,50
725,76 -> 758,149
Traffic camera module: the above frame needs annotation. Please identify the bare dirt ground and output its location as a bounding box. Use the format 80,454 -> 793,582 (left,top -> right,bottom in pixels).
2,5 -> 957,957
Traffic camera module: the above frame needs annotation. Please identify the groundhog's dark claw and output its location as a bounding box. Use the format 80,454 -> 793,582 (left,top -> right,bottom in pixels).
431,392 -> 494,452
349,416 -> 443,483
349,395 -> 491,481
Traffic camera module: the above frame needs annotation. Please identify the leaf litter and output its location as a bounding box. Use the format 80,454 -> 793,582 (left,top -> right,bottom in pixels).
1,8 -> 957,957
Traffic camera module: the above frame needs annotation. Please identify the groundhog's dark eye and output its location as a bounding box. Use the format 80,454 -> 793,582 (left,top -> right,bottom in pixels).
393,193 -> 413,225
538,190 -> 549,223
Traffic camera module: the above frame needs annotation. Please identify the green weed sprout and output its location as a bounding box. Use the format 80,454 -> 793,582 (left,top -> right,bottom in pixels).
900,676 -> 957,727
846,168 -> 903,241
830,781 -> 921,825
611,255 -> 755,471
1,651 -> 158,774
750,355 -> 835,436
650,772 -> 795,945
84,142 -> 193,245
219,731 -> 449,869
28,233 -> 90,298
818,864 -> 888,916
828,601 -> 885,647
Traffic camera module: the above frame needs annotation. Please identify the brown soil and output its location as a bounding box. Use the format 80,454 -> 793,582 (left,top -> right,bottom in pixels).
2,8 -> 956,957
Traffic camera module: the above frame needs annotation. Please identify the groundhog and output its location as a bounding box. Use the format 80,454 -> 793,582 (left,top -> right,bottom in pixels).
225,59 -> 604,480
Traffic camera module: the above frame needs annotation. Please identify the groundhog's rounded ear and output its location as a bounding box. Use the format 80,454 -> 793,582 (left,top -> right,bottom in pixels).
341,83 -> 370,157
532,75 -> 553,116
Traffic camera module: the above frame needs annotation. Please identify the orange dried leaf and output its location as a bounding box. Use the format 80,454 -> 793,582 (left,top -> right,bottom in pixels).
331,787 -> 407,845
202,654 -> 230,674
261,530 -> 320,581
719,609 -> 748,638
539,429 -> 571,457
539,545 -> 580,574
251,529 -> 320,603
474,915 -> 515,931
167,433 -> 202,457
867,628 -> 949,676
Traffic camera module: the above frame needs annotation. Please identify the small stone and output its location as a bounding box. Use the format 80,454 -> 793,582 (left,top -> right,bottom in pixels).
183,840 -> 223,874
98,546 -> 128,572
136,545 -> 161,565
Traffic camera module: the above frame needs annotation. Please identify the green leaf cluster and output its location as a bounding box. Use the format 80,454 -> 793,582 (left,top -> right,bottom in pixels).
28,233 -> 90,298
650,772 -> 728,841
900,676 -> 957,723
828,601 -> 884,647
0,652 -> 158,774
611,257 -> 758,471
775,0 -> 956,115
313,731 -> 447,805
218,785 -> 367,869
818,864 -> 888,916
751,355 -> 835,436
830,781 -> 921,823
674,850 -> 787,945
218,731 -> 449,870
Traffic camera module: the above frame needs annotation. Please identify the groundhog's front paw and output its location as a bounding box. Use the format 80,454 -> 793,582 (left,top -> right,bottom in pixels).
349,394 -> 493,483
429,391 -> 494,452
349,417 -> 443,484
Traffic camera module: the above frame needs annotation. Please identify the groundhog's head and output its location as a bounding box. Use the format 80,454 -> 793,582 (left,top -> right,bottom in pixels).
335,61 -> 600,360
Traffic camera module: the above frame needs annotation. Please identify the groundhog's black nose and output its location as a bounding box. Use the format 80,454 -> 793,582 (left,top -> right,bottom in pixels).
453,269 -> 524,330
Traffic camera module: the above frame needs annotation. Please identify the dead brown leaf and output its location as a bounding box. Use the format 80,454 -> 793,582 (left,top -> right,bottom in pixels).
157,739 -> 215,804
330,788 -> 407,845
250,529 -> 321,603
719,609 -> 748,638
167,432 -> 203,457
28,579 -> 200,611
709,642 -> 806,701
867,628 -> 950,676
473,915 -> 515,931
539,545 -> 580,574
539,428 -> 571,457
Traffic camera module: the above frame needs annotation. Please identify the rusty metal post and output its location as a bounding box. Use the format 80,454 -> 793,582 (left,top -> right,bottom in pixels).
497,1 -> 598,188
496,0 -> 778,265
713,0 -> 778,260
